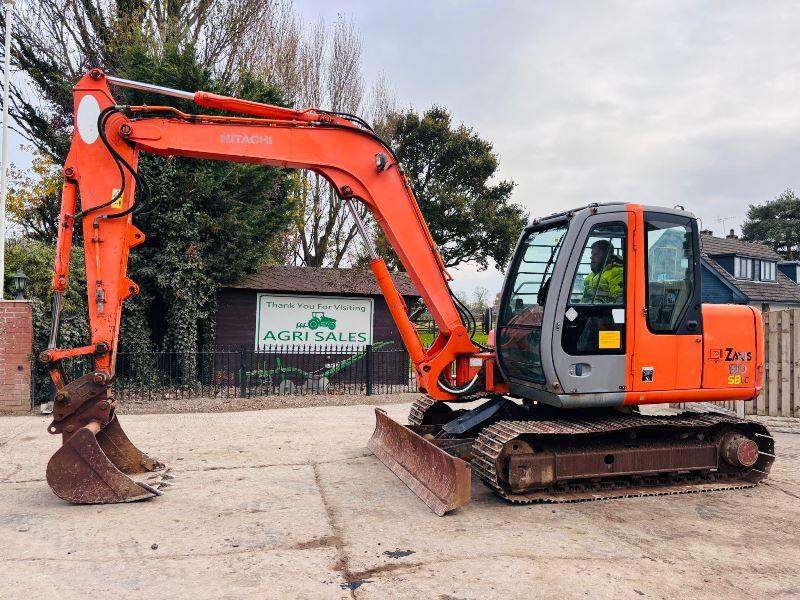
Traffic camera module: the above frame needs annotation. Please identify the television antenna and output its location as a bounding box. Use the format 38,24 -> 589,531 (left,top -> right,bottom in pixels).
717,216 -> 735,235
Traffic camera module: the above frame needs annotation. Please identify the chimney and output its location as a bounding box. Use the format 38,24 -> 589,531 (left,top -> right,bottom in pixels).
726,229 -> 738,240
700,229 -> 713,236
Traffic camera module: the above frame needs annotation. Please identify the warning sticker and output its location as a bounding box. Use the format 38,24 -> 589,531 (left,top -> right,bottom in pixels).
598,330 -> 621,349
110,188 -> 123,209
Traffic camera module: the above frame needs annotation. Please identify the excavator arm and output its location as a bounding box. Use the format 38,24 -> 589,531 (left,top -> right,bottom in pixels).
43,69 -> 496,507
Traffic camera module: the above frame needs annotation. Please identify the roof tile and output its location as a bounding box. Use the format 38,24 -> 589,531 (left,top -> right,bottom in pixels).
223,265 -> 420,297
700,233 -> 780,260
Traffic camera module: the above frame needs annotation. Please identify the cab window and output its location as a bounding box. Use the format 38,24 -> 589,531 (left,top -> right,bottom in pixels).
561,222 -> 626,355
498,223 -> 568,384
646,217 -> 695,332
568,223 -> 626,306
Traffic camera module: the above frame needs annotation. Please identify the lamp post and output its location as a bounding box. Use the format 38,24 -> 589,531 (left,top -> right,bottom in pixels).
0,0 -> 14,300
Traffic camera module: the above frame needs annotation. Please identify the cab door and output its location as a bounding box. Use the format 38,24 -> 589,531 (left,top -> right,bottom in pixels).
629,210 -> 703,392
550,211 -> 630,394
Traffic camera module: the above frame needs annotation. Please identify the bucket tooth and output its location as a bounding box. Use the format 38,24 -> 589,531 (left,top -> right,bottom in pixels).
46,418 -> 168,504
368,408 -> 471,516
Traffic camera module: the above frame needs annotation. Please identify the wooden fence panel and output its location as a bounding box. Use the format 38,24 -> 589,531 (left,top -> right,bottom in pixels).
757,309 -> 799,418
760,313 -> 772,415
768,312 -> 780,416
793,310 -> 800,417
780,311 -> 791,416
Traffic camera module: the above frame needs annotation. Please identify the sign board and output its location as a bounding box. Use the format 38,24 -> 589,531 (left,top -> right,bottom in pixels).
255,294 -> 374,349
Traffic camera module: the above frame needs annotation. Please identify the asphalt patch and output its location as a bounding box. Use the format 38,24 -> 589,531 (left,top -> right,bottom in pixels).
340,579 -> 372,590
383,549 -> 415,558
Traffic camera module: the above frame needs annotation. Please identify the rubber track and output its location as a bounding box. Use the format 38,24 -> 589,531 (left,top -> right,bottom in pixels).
471,412 -> 775,504
408,396 -> 436,426
408,393 -> 487,426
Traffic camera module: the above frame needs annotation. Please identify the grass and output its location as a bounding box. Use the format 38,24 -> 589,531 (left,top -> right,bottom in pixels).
419,332 -> 489,348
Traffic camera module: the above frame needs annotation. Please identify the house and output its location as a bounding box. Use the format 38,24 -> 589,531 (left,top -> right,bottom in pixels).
700,230 -> 800,312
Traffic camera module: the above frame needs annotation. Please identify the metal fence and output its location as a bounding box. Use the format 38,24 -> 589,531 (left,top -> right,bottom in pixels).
415,310 -> 491,336
57,344 -> 416,403
53,311 -> 800,416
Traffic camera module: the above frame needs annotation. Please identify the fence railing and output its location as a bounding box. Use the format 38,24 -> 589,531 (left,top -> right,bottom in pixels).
415,310 -> 491,336
49,311 -> 800,416
57,344 -> 416,404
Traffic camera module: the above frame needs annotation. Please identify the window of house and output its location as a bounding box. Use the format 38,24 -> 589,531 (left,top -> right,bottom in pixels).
760,260 -> 776,282
735,257 -> 753,279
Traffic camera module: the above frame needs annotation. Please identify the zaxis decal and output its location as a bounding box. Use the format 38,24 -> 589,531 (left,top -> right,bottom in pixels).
724,348 -> 752,362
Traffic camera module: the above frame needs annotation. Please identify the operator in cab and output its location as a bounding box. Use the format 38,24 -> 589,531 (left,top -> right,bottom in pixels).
582,239 -> 623,304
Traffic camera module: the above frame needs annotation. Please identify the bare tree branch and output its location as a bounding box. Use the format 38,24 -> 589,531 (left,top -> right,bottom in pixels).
10,0 -> 395,267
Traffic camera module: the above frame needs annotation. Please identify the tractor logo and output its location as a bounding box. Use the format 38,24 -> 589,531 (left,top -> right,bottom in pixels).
306,311 -> 337,331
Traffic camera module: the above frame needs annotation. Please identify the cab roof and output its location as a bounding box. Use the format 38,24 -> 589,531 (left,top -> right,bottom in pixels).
529,202 -> 696,230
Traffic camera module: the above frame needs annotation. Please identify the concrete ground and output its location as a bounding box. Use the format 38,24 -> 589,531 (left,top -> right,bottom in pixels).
1,402 -> 799,600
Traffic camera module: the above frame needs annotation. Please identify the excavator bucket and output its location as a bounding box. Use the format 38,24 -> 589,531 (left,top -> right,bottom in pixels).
46,417 -> 168,504
368,408 -> 471,516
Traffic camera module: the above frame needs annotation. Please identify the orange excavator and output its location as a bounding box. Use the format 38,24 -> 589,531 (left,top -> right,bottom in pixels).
43,69 -> 773,512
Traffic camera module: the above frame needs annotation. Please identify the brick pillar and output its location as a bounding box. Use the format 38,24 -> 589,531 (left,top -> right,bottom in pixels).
0,300 -> 33,413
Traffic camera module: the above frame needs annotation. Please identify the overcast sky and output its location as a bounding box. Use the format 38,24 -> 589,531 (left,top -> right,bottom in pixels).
9,1 -> 800,299
293,0 -> 800,298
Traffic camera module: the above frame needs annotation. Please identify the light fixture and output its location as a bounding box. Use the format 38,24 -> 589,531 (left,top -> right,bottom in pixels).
11,269 -> 27,300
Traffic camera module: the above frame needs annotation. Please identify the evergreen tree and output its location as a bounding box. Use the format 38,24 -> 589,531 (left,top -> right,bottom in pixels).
10,1 -> 295,383
742,189 -> 800,260
379,106 -> 526,271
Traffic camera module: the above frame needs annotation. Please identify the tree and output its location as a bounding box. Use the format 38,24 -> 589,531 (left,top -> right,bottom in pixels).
741,189 -> 800,259
379,107 -> 526,271
470,286 -> 489,314
264,16 -> 396,267
12,1 -> 396,269
11,0 -> 290,160
7,149 -> 61,243
10,0 -> 296,382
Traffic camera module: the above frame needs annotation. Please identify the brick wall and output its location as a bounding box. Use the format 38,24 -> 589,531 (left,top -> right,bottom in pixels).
0,300 -> 33,413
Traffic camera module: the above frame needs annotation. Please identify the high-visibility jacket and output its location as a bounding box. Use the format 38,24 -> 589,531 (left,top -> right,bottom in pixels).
582,258 -> 624,304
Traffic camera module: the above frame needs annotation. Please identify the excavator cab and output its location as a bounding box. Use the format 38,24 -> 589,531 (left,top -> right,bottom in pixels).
495,203 -> 707,406
375,203 -> 771,515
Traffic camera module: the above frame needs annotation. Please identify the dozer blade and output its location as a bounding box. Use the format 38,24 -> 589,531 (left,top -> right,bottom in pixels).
368,408 -> 471,516
46,418 -> 168,504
